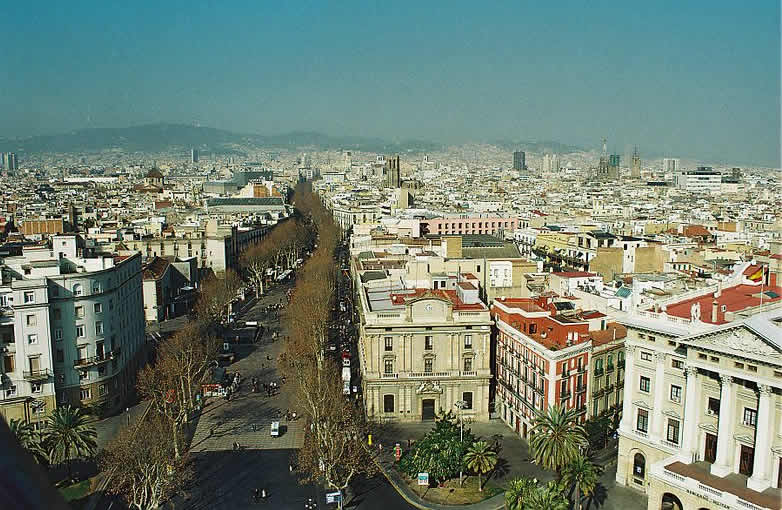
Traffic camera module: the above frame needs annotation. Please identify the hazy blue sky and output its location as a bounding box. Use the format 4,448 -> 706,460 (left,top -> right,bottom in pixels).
1,1 -> 779,165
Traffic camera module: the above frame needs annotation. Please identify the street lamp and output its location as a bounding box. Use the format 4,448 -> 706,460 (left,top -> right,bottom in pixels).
454,400 -> 467,486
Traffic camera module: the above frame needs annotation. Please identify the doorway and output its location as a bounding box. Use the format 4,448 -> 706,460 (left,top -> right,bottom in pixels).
422,399 -> 436,421
739,445 -> 754,476
704,433 -> 717,463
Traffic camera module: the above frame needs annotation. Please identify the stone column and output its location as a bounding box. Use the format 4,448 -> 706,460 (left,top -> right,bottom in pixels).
652,352 -> 667,440
748,384 -> 774,491
681,366 -> 700,461
620,345 -> 636,433
711,375 -> 736,477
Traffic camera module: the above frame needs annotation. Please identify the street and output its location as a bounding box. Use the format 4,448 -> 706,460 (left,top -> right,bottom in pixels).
184,275 -> 414,510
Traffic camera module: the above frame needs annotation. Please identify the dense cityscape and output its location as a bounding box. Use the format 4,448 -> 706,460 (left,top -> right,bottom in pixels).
0,3 -> 779,510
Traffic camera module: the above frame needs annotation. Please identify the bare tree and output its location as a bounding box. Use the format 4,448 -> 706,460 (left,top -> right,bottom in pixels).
194,269 -> 242,327
101,414 -> 191,510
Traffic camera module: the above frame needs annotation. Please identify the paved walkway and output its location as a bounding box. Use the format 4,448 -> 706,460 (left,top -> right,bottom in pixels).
190,282 -> 304,453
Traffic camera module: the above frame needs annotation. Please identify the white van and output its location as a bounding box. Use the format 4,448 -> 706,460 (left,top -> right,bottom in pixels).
270,421 -> 280,437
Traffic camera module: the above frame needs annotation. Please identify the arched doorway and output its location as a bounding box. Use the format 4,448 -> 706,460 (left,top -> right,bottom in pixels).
661,493 -> 683,510
632,452 -> 646,486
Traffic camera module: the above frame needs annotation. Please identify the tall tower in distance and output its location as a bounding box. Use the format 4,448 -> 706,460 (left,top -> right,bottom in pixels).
513,151 -> 526,171
631,147 -> 641,179
191,148 -> 199,163
596,137 -> 610,180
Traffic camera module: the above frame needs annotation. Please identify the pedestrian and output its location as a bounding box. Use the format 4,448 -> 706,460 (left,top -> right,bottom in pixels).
289,464 -> 293,472
253,488 -> 259,502
261,489 -> 267,499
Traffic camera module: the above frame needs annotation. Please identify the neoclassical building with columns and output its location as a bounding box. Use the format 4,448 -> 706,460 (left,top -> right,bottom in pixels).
616,309 -> 782,510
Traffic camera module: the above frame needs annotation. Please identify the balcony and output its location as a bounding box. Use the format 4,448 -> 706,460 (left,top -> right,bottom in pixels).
606,364 -> 615,373
593,387 -> 605,398
407,371 -> 453,379
23,368 -> 52,381
574,406 -> 587,415
560,390 -> 571,400
460,371 -> 477,377
381,372 -> 399,379
561,370 -> 570,379
656,461 -> 781,510
594,368 -> 604,377
618,360 -> 625,369
617,380 -> 625,389
577,365 -> 586,374
74,348 -> 121,368
576,385 -> 586,394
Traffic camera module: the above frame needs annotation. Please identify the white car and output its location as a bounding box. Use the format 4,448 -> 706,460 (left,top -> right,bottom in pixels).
271,421 -> 280,437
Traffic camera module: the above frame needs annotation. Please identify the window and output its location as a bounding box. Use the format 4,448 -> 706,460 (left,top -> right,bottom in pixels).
383,394 -> 394,412
73,284 -> 83,297
710,356 -> 719,362
3,355 -> 14,372
384,337 -> 393,351
529,324 -> 537,334
53,308 -> 61,320
56,349 -> 64,363
637,409 -> 649,433
640,351 -> 652,362
672,359 -> 684,369
648,335 -> 656,342
384,359 -> 393,374
26,314 -> 36,327
31,382 -> 42,394
667,419 -> 680,444
707,397 -> 720,416
747,365 -> 757,372
27,334 -> 38,345
23,291 -> 34,304
54,328 -> 63,341
462,392 -> 473,410
743,408 -> 757,427
464,335 -> 473,349
424,358 -> 433,373
463,358 -> 472,372
670,385 -> 682,403
98,365 -> 106,376
95,322 -> 104,335
80,388 -> 91,400
639,376 -> 650,393
424,336 -> 433,350
99,384 -> 108,396
75,306 -> 84,318
76,325 -> 85,338
6,385 -> 17,398
93,283 -> 101,293
94,303 -> 102,313
698,353 -> 707,360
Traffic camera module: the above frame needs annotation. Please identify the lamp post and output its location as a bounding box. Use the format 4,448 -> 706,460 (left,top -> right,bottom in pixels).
454,400 -> 467,486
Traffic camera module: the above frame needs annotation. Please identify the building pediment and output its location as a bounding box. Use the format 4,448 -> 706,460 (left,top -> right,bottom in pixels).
682,325 -> 781,364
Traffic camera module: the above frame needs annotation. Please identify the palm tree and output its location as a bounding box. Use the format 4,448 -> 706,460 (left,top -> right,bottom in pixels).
463,440 -> 497,491
526,481 -> 569,510
562,454 -> 599,510
504,476 -> 538,510
529,405 -> 588,476
44,406 -> 97,481
8,418 -> 49,465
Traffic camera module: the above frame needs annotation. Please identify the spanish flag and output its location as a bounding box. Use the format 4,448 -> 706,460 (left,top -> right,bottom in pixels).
748,266 -> 764,282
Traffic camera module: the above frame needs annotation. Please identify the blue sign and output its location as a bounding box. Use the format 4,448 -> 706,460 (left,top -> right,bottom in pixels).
417,472 -> 429,486
326,491 -> 342,504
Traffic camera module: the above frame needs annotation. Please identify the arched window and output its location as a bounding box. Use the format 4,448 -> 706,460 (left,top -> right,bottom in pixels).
633,452 -> 646,479
72,284 -> 83,297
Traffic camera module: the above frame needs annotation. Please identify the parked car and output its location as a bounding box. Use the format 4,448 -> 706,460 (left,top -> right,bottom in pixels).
271,421 -> 280,437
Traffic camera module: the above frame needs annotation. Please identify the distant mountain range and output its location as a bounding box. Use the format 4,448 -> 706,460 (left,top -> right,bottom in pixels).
0,123 -> 444,155
491,139 -> 584,155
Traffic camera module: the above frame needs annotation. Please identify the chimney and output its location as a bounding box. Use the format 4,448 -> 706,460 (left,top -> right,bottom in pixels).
711,299 -> 718,323
714,281 -> 722,298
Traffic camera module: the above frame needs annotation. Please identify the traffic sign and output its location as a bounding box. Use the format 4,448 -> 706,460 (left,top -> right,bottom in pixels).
326,491 -> 342,504
417,472 -> 429,486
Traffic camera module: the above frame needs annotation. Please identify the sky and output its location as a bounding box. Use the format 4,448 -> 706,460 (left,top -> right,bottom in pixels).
1,1 -> 779,166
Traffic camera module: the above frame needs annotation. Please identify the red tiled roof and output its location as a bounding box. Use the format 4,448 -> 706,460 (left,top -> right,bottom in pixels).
590,323 -> 627,346
581,310 -> 606,319
390,288 -> 486,310
142,257 -> 170,281
664,279 -> 782,325
551,271 -> 597,278
682,224 -> 712,237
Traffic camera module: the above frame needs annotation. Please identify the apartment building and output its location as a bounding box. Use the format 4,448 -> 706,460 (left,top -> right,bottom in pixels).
0,237 -> 146,425
493,295 -> 627,439
355,272 -> 493,423
615,309 -> 781,510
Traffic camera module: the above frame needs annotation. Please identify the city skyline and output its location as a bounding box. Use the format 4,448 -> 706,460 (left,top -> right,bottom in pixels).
1,1 -> 779,167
